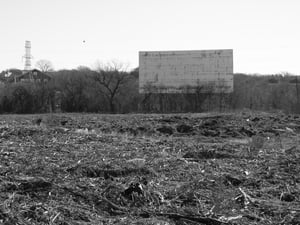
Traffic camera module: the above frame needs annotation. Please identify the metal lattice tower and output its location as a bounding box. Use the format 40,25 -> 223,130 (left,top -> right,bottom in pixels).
24,41 -> 32,71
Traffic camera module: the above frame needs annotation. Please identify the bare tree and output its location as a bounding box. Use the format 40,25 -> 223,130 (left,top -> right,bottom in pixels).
93,61 -> 130,113
58,70 -> 88,112
35,59 -> 54,72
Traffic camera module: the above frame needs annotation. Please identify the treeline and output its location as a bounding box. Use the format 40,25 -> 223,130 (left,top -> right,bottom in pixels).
0,67 -> 300,114
0,64 -> 140,114
232,73 -> 300,113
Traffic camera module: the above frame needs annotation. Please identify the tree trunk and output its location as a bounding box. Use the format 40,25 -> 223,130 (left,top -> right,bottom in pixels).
109,98 -> 115,113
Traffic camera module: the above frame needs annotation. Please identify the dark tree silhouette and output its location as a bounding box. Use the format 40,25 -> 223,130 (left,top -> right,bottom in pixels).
94,61 -> 130,113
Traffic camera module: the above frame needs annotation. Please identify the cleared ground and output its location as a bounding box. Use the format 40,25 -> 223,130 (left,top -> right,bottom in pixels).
0,112 -> 299,225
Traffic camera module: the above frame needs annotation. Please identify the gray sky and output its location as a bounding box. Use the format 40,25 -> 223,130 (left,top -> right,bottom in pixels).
1,0 -> 299,74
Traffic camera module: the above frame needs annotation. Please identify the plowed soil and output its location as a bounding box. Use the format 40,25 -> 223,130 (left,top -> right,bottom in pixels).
0,111 -> 299,225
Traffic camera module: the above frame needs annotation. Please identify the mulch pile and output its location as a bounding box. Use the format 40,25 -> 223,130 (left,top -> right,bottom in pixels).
0,111 -> 299,224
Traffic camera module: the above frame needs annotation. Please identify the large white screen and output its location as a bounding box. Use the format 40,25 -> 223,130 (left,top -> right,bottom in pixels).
139,50 -> 233,93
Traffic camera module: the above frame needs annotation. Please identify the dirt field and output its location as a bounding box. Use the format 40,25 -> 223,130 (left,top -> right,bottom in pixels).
0,112 -> 299,225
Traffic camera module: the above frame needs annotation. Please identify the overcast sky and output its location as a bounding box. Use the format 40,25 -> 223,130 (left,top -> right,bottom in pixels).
0,0 -> 299,74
